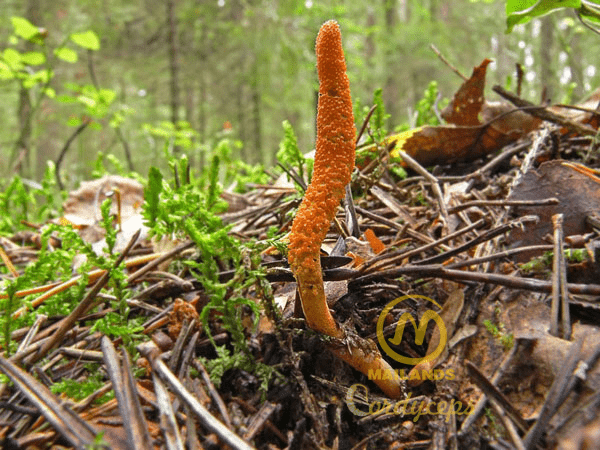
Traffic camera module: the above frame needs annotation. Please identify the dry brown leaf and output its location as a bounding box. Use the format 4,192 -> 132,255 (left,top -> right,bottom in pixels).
441,58 -> 491,126
391,123 -> 523,167
507,160 -> 600,258
481,101 -> 542,136
63,175 -> 144,227
388,59 -> 541,166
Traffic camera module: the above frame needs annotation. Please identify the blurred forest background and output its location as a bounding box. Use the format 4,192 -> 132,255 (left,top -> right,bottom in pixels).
0,0 -> 598,186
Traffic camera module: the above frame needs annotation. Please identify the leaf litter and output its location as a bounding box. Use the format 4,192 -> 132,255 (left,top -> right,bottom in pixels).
2,59 -> 600,449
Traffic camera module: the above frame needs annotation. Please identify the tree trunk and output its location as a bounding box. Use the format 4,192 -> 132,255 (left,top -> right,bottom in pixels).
198,25 -> 207,165
568,32 -> 584,101
12,0 -> 40,176
383,0 -> 400,129
237,83 -> 247,161
166,0 -> 180,127
252,85 -> 262,164
539,15 -> 555,102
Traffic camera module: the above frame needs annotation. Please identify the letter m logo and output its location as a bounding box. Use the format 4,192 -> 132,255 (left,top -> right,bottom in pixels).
388,310 -> 442,346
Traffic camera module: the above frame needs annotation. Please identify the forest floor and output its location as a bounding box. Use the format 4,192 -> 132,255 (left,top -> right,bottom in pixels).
2,82 -> 600,449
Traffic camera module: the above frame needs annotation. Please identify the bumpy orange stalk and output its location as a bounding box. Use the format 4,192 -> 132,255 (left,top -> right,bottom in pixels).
288,20 -> 355,339
288,20 -> 403,398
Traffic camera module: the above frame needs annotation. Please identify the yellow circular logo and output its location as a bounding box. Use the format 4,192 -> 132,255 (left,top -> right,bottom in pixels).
376,295 -> 447,365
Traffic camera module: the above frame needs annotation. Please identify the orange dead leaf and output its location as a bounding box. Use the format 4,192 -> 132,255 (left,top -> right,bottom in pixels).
388,59 -> 541,166
347,251 -> 365,268
364,228 -> 385,254
168,298 -> 200,339
441,58 -> 491,126
390,125 -> 481,166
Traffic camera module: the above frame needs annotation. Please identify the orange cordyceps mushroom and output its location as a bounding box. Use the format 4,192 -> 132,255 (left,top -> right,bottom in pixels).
288,19 -> 355,339
287,20 -> 403,399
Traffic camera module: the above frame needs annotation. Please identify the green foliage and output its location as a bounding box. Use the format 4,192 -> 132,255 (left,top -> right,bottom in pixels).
371,88 -> 389,142
355,88 -> 391,168
207,154 -> 221,209
143,154 -> 228,245
2,281 -> 18,356
202,343 -> 277,396
37,162 -> 61,220
70,30 -> 101,51
0,176 -> 34,233
50,371 -> 107,401
85,432 -> 110,450
143,121 -> 199,152
1,16 -> 97,100
0,224 -> 95,353
562,81 -> 579,104
266,226 -> 289,257
143,124 -> 268,193
100,198 -> 116,254
58,83 -> 117,128
91,152 -> 133,178
520,248 -> 588,273
276,120 -> 312,189
205,139 -> 270,193
415,81 -> 447,128
144,167 -> 163,224
0,196 -> 148,354
483,319 -> 514,351
0,164 -> 60,234
505,0 -> 600,33
142,155 -> 277,393
196,244 -> 278,398
91,314 -> 145,353
383,81 -> 448,179
10,17 -> 42,43
89,198 -> 143,354
54,47 -> 78,63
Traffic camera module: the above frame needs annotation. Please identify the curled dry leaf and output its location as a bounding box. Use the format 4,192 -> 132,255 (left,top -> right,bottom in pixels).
60,175 -> 149,259
388,59 -> 541,166
168,298 -> 200,339
441,58 -> 492,126
62,175 -> 144,227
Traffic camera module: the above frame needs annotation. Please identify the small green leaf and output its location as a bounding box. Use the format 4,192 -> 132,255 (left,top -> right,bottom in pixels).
11,17 -> 39,41
109,112 -> 123,128
44,87 -> 55,98
54,47 -> 78,63
0,61 -> 14,80
144,167 -> 163,224
3,48 -> 22,69
64,81 -> 81,92
77,95 -> 96,108
579,1 -> 600,23
29,69 -> 51,84
70,30 -> 100,50
98,89 -> 116,105
21,51 -> 45,66
67,116 -> 82,126
506,0 -> 581,33
56,94 -> 77,103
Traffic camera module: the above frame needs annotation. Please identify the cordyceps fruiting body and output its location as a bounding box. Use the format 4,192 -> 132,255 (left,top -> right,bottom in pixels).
287,20 -> 403,399
287,19 -> 356,339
